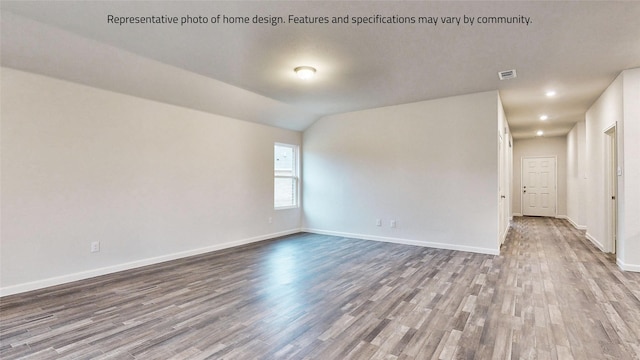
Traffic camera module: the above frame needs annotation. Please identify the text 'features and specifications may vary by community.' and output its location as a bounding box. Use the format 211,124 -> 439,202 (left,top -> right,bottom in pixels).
106,14 -> 533,27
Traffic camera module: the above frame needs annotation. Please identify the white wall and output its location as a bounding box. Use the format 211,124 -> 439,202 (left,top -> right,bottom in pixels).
582,67 -> 640,271
585,75 -> 623,252
566,120 -> 587,229
619,68 -> 640,270
512,136 -> 567,217
302,91 -> 501,255
0,68 -> 302,295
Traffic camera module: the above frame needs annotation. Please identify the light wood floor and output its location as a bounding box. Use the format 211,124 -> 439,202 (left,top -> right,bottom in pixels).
1,217 -> 640,359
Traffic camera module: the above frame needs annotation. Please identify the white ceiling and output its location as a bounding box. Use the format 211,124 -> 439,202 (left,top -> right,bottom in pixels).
2,1 -> 640,138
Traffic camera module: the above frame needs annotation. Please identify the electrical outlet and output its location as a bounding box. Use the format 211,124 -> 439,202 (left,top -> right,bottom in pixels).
390,220 -> 397,228
91,241 -> 100,253
268,217 -> 273,224
376,219 -> 382,227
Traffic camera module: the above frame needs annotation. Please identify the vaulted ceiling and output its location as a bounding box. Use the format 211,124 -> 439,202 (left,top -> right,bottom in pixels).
2,1 -> 640,138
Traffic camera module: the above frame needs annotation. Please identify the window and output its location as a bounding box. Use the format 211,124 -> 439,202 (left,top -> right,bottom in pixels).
274,143 -> 299,209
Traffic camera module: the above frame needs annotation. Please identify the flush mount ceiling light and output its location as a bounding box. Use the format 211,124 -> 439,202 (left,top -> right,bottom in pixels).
536,130 -> 544,136
539,115 -> 549,121
545,90 -> 557,97
294,66 -> 316,80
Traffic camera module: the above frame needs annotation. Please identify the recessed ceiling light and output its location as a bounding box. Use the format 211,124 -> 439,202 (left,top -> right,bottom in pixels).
539,115 -> 549,121
294,66 -> 316,80
536,130 -> 544,136
545,90 -> 556,97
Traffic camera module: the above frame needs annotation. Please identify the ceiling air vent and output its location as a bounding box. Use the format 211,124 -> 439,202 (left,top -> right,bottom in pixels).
498,69 -> 517,80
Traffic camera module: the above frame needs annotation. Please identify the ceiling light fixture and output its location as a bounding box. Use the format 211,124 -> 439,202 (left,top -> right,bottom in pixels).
545,90 -> 556,97
294,66 -> 316,80
536,130 -> 544,136
539,115 -> 549,121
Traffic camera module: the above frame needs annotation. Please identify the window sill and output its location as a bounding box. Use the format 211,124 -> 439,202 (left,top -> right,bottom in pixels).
274,205 -> 299,211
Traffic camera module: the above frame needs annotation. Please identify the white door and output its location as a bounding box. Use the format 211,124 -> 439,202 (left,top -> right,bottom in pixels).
499,135 -> 505,242
605,125 -> 617,253
498,133 -> 510,245
522,157 -> 556,217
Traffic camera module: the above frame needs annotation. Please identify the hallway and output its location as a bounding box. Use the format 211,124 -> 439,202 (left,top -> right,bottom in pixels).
496,217 -> 640,359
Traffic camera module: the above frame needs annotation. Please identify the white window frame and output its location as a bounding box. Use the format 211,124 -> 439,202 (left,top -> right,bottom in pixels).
274,143 -> 300,210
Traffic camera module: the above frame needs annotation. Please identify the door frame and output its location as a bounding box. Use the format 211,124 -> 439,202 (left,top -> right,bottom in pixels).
604,123 -> 617,254
520,155 -> 558,217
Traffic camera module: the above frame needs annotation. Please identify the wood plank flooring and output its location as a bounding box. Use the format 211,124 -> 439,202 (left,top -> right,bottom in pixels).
1,217 -> 640,359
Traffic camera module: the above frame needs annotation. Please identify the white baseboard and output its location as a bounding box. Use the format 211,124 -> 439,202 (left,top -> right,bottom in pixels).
512,213 -> 523,217
617,258 -> 640,272
561,216 -> 587,230
302,228 -> 500,256
0,229 -> 301,297
499,224 -> 510,245
585,232 -> 605,252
